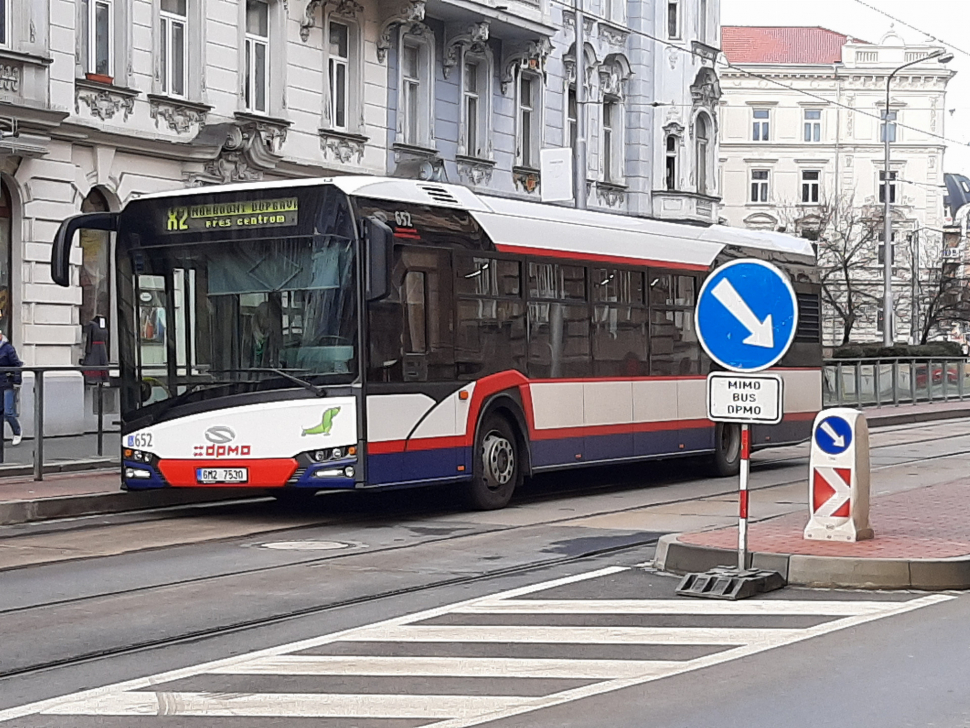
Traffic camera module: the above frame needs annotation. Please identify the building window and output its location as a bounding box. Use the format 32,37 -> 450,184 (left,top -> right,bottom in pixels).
602,99 -> 618,183
160,0 -> 187,97
695,113 -> 711,195
80,189 -> 112,338
0,183 -> 11,339
879,171 -> 897,204
244,0 -> 269,113
665,135 -> 678,190
801,170 -> 820,204
0,0 -> 8,46
698,0 -> 709,44
880,110 -> 897,143
463,60 -> 481,156
328,21 -> 349,130
567,86 -> 577,151
402,43 -> 421,145
81,0 -> 114,78
750,169 -> 769,203
804,109 -> 821,142
752,108 -> 769,141
398,32 -> 433,148
517,73 -> 541,168
667,0 -> 680,39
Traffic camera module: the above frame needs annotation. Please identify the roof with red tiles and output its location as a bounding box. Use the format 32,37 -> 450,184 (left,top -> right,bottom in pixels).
722,26 -> 866,65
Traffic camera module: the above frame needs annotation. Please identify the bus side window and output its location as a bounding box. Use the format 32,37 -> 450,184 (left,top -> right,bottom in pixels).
404,271 -> 427,353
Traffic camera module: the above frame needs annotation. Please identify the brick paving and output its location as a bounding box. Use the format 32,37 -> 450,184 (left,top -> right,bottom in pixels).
681,478 -> 970,559
0,470 -> 121,502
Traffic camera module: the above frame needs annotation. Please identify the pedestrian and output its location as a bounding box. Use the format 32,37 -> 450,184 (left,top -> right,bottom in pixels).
0,328 -> 23,446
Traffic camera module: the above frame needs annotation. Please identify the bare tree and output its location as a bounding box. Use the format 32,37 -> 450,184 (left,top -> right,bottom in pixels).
912,229 -> 970,344
775,194 -> 882,345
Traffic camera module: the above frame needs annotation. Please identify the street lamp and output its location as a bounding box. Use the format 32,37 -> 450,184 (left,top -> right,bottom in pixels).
882,49 -> 953,346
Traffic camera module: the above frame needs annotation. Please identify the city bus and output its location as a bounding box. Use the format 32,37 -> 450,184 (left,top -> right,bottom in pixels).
51,177 -> 821,509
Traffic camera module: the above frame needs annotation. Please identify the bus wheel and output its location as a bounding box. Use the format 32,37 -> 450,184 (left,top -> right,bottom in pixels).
466,413 -> 521,510
712,422 -> 741,477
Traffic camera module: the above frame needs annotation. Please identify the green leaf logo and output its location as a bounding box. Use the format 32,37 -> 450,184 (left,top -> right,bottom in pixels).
302,407 -> 340,436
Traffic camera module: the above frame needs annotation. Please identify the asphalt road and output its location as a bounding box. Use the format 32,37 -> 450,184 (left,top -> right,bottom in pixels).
0,419 -> 968,727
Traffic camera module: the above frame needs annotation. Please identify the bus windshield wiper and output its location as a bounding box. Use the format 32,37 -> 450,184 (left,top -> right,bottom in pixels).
268,368 -> 327,397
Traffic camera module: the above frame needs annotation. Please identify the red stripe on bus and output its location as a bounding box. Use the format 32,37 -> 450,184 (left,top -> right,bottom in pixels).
158,459 -> 299,487
493,244 -> 710,271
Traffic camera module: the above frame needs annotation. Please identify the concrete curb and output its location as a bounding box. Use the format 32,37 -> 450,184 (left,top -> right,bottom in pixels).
655,533 -> 970,590
0,488 -> 265,526
865,406 -> 970,428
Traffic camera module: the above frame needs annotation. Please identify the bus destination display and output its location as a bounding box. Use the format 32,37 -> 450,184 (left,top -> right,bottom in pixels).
164,197 -> 299,233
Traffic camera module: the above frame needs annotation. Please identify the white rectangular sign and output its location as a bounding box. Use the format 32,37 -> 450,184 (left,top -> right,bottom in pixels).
706,372 -> 784,425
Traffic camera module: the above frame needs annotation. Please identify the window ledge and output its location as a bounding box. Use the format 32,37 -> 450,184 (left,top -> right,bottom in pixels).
75,77 -> 139,98
234,111 -> 292,129
0,48 -> 53,67
393,142 -> 439,156
455,155 -> 495,167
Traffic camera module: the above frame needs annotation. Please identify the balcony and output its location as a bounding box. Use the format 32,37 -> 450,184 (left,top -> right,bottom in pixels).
651,190 -> 720,225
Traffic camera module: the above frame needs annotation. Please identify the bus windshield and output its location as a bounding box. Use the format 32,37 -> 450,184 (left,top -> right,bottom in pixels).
117,185 -> 358,417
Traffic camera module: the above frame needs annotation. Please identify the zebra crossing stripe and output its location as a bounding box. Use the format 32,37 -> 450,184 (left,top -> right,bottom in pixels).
42,691 -> 534,720
453,599 -> 895,616
345,624 -> 805,646
211,655 -> 680,680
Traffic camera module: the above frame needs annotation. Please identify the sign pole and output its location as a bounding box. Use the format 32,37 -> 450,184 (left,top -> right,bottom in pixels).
738,424 -> 750,571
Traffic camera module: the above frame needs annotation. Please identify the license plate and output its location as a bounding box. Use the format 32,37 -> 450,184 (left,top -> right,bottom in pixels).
196,468 -> 248,484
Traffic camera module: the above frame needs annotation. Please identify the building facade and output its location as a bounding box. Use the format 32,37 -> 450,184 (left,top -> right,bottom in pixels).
718,27 -> 954,345
0,0 -> 720,434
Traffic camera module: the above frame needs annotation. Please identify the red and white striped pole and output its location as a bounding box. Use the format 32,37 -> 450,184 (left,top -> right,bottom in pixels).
738,424 -> 750,571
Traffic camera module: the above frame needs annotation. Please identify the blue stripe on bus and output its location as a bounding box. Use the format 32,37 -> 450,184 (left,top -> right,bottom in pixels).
363,420 -> 810,487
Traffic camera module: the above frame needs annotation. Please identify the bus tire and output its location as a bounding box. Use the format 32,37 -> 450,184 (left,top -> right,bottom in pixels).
712,422 -> 741,477
465,413 -> 521,510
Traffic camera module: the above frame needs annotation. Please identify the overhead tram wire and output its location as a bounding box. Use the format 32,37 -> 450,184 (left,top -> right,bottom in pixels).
850,0 -> 970,61
545,0 -> 970,151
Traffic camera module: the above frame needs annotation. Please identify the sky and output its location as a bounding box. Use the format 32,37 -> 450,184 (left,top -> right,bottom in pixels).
720,0 -> 970,174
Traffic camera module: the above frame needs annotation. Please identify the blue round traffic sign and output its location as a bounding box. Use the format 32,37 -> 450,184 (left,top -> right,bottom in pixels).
814,415 -> 853,455
696,259 -> 798,372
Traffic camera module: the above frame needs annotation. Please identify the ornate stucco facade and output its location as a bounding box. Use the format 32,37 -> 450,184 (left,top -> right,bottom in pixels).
0,0 -> 721,434
718,28 -> 954,345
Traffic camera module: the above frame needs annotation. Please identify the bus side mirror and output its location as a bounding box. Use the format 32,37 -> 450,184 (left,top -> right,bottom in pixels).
363,217 -> 393,301
51,212 -> 118,287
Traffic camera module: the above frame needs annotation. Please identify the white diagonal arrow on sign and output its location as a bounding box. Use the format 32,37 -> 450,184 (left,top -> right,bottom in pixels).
710,278 -> 774,348
814,467 -> 851,517
819,421 -> 845,449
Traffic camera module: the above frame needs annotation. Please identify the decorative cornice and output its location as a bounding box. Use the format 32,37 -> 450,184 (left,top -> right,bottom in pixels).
377,0 -> 426,63
500,38 -> 552,94
595,181 -> 626,209
391,143 -> 445,181
148,95 -> 211,134
456,155 -> 495,186
443,22 -> 490,79
512,166 -> 540,194
0,48 -> 53,68
197,116 -> 291,184
319,128 -> 367,164
598,23 -> 629,47
0,64 -> 20,94
301,0 -> 363,41
74,79 -> 139,122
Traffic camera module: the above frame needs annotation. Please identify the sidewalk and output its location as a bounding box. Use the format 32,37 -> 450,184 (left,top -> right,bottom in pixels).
2,398 -> 969,529
0,432 -> 119,475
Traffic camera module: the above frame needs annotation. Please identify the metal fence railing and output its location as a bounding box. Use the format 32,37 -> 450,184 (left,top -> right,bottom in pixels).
0,365 -> 118,481
823,357 -> 969,409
